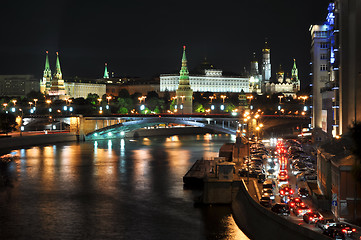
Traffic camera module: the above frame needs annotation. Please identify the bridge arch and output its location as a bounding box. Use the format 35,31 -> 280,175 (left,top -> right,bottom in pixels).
85,117 -> 237,140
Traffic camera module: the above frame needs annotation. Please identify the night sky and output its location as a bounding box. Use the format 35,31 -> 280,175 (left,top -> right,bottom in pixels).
0,0 -> 330,87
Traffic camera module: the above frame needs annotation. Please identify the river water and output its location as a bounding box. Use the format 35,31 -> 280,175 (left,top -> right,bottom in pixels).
0,134 -> 249,240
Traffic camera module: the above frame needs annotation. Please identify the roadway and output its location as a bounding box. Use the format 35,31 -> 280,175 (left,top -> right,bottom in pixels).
239,139 -> 361,240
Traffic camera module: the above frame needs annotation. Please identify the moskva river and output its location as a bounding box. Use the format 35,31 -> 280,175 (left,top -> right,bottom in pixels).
0,134 -> 249,240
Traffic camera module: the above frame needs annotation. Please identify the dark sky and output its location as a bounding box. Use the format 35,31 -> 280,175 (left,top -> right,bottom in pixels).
0,0 -> 330,87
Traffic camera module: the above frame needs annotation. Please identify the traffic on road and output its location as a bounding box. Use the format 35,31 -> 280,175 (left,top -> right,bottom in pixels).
239,138 -> 359,240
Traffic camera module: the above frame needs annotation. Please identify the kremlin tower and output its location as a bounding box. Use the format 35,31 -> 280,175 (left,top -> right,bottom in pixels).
103,63 -> 109,79
176,46 -> 193,114
49,52 -> 66,98
40,51 -> 52,94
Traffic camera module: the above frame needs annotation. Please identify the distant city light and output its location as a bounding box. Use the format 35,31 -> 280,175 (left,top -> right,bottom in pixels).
220,105 -> 224,110
11,107 -> 15,112
140,104 -> 145,111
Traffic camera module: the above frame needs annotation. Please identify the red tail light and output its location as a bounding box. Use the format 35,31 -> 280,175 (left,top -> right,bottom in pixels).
290,203 -> 295,207
307,209 -> 311,213
352,228 -> 356,232
280,190 -> 284,195
309,217 -> 313,220
298,210 -> 301,213
290,190 -> 294,194
342,229 -> 347,233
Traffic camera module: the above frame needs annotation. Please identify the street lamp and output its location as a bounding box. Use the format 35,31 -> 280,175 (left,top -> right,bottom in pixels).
278,95 -> 284,104
220,95 -> 226,111
12,99 -> 17,106
46,99 -> 52,117
33,99 -> 38,107
106,95 -> 112,105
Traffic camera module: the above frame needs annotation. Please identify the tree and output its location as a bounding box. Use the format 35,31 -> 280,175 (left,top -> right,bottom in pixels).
116,97 -> 133,114
86,93 -> 100,105
0,113 -> 17,135
26,91 -> 45,101
193,102 -> 204,113
118,89 -> 130,99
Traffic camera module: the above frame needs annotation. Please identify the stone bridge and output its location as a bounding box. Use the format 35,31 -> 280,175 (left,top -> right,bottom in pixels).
22,114 -> 309,141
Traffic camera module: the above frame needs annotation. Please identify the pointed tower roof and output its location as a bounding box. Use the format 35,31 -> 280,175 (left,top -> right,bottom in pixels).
54,52 -> 62,80
179,45 -> 189,81
43,50 -> 51,78
291,59 -> 299,81
262,40 -> 270,52
103,63 -> 109,79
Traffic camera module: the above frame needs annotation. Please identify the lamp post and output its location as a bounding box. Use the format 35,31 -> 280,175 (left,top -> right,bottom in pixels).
138,96 -> 146,113
33,99 -> 38,107
220,95 -> 226,111
46,99 -> 52,118
2,103 -> 7,112
180,95 -> 185,114
278,95 -> 284,104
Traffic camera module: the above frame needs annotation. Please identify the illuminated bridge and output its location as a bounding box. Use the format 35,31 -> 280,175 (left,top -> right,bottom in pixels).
22,114 -> 309,141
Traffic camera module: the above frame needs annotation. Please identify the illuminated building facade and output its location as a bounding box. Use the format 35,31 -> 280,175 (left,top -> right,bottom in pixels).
310,24 -> 331,133
263,60 -> 300,97
311,0 -> 361,137
64,82 -> 106,99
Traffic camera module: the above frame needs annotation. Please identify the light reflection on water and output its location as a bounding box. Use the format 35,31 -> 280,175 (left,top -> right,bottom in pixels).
0,134 -> 249,240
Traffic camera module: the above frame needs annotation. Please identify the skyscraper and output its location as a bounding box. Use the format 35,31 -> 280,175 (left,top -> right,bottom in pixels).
176,46 -> 193,114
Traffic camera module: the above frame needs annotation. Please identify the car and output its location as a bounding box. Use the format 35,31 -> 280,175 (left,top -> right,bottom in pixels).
298,187 -> 309,197
288,197 -> 302,209
333,223 -> 356,236
303,211 -> 323,224
263,179 -> 276,189
293,204 -> 311,216
279,185 -> 294,197
323,227 -> 345,239
271,203 -> 290,215
316,218 -> 337,230
258,173 -> 266,183
262,188 -> 275,200
259,196 -> 272,208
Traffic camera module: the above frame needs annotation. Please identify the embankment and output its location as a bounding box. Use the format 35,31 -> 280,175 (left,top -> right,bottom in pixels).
0,133 -> 78,152
232,180 -> 330,240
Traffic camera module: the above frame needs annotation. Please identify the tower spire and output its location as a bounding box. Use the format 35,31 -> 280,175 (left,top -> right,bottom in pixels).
41,50 -> 52,94
176,45 -> 193,114
43,51 -> 51,78
180,45 -> 189,79
103,63 -> 109,79
54,52 -> 62,80
291,58 -> 298,82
